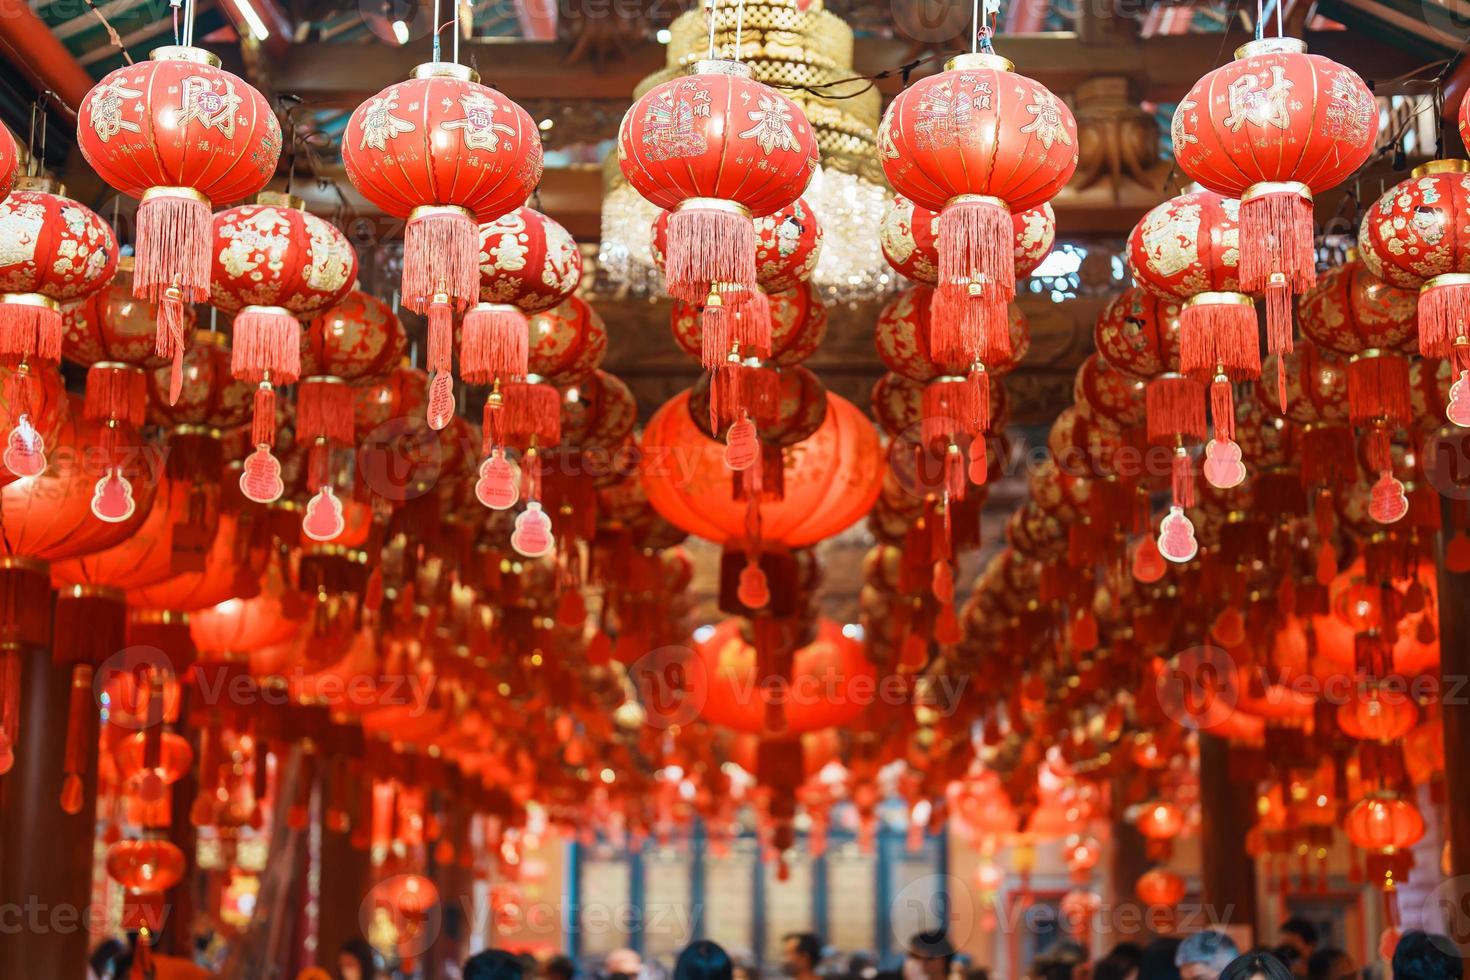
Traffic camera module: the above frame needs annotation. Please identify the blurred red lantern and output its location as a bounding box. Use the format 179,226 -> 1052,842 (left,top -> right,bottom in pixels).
105,837 -> 187,893
620,60 -> 818,307
881,196 -> 1055,287
1345,794 -> 1425,852
1093,288 -> 1182,381
64,258 -> 196,370
1173,38 -> 1375,354
0,127 -> 15,200
880,52 -> 1075,373
1337,685 -> 1418,742
528,296 -> 607,384
79,47 -> 281,385
1074,353 -> 1148,432
641,388 -> 883,547
129,510 -> 264,612
0,182 -> 118,370
1135,867 -> 1186,907
344,64 -> 542,424
1136,799 -> 1184,840
876,285 -> 1029,384
190,563 -> 303,655
559,370 -> 637,450
303,289 -> 406,384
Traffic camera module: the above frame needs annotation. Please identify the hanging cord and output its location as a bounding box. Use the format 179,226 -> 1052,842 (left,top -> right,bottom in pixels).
734,0 -> 744,62
432,0 -> 442,62
452,0 -> 461,65
184,0 -> 196,48
706,0 -> 718,60
84,0 -> 134,64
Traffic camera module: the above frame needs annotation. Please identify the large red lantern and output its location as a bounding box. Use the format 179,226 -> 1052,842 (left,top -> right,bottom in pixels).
0,181 -> 119,370
1298,253 -> 1417,356
210,194 -> 356,502
1092,288 -> 1182,381
1173,38 -> 1376,355
1135,867 -> 1186,908
653,197 -> 824,297
1344,793 -> 1425,890
619,60 -> 819,307
1359,161 -> 1470,427
343,62 -> 542,422
880,196 -> 1055,288
879,51 -> 1076,371
0,127 -> 15,201
876,285 -> 1028,384
525,296 -> 607,385
64,258 -> 196,370
302,289 -> 406,384
78,47 -> 281,386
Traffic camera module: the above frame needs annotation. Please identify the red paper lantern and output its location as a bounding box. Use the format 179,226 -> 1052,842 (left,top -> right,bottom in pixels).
78,47 -> 281,382
619,60 -> 819,305
64,258 -> 196,370
0,181 -> 118,401
1173,38 -> 1376,354
672,282 -> 827,369
879,51 -> 1076,371
559,370 -> 637,450
0,127 -> 15,201
881,196 -> 1055,287
654,197 -> 823,295
1135,867 -> 1186,907
211,194 -> 356,502
344,62 -> 542,422
528,296 -> 608,385
1136,799 -> 1185,840
1093,288 -> 1182,381
1298,254 -> 1417,357
1359,161 -> 1470,427
302,289 -> 407,384
877,285 -> 1029,387
1345,794 -> 1425,852
105,838 -> 186,893
1336,686 -> 1418,742
641,389 -> 883,547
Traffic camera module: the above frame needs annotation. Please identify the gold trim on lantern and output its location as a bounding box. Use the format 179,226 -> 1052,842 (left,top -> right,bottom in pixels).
1412,159 -> 1470,178
944,193 -> 1010,212
411,62 -> 480,83
1,293 -> 59,314
192,329 -> 227,347
62,583 -> 126,602
142,186 -> 211,207
675,197 -> 752,219
242,305 -> 294,319
256,191 -> 305,210
473,302 -> 522,315
131,609 -> 188,625
1350,348 -> 1390,363
409,203 -> 475,223
933,374 -> 968,384
1241,180 -> 1311,203
301,374 -> 346,386
151,45 -> 222,67
692,59 -> 755,78
1234,37 -> 1307,59
1185,292 -> 1255,309
0,557 -> 47,574
93,361 -> 145,376
1422,272 -> 1470,292
170,423 -> 224,439
945,52 -> 1014,73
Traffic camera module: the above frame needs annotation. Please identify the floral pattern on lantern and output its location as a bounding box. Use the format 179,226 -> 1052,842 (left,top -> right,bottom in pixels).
1298,253 -> 1418,356
528,296 -> 607,384
302,289 -> 406,383
478,207 -> 582,314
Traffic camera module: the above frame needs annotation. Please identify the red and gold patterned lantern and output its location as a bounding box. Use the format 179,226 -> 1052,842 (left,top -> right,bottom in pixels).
210,194 -> 356,502
1173,38 -> 1376,354
302,289 -> 406,384
0,127 -> 16,201
343,62 -> 542,423
880,196 -> 1055,288
467,208 -> 583,393
620,60 -> 818,309
1298,253 -> 1417,357
64,258 -> 196,370
1127,190 -> 1253,487
1092,288 -> 1182,381
877,285 -> 1029,384
673,283 -> 825,368
78,47 -> 281,389
879,51 -> 1076,371
1359,161 -> 1470,426
528,296 -> 607,384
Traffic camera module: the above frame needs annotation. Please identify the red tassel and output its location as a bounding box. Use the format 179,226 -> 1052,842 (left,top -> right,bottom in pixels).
1348,352 -> 1411,426
930,285 -> 1009,368
1265,280 -> 1295,362
483,387 -> 505,449
969,434 -> 989,486
1239,186 -> 1315,296
0,296 -> 62,362
157,289 -> 187,405
1210,377 -> 1236,443
134,188 -> 212,305
733,288 -> 772,358
944,443 -> 965,500
937,196 -> 1015,302
402,206 -> 479,313
665,202 -> 756,303
231,307 -> 301,383
504,382 -> 561,447
461,303 -> 528,384
427,295 -> 453,374
1172,449 -> 1196,510
700,300 -> 733,370
252,383 -> 276,448
84,364 -> 146,426
1180,293 -> 1260,379
298,378 -> 355,445
711,364 -> 777,434
1300,425 -> 1355,489
1418,277 -> 1470,359
1363,427 -> 1393,475
1145,374 -> 1207,444
922,375 -> 983,445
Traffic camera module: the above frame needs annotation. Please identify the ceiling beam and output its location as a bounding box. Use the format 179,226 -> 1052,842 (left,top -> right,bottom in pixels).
273,29 -> 1429,109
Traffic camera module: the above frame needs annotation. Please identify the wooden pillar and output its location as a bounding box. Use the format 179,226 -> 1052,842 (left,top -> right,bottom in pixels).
317,798 -> 372,970
163,698 -> 200,957
1198,733 -> 1257,934
1437,490 -> 1470,971
1110,794 -> 1154,942
0,646 -> 99,977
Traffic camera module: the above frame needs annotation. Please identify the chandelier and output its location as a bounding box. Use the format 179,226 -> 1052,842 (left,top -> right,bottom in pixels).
599,0 -> 894,303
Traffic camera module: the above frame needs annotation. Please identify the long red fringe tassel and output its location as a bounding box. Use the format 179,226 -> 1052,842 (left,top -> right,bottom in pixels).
84,364 -> 146,426
426,294 -> 455,430
134,189 -> 211,305
1210,378 -> 1236,444
1180,294 -> 1260,379
298,378 -> 355,445
665,203 -> 755,303
157,289 -> 188,405
1145,374 -> 1207,444
1300,425 -> 1356,489
733,288 -> 771,358
1347,352 -> 1411,427
1239,187 -> 1315,299
700,302 -> 733,370
921,375 -> 986,446
1417,277 -> 1470,359
402,206 -> 478,313
930,285 -> 1010,368
503,382 -> 561,447
461,303 -> 528,385
1171,449 -> 1196,509
231,307 -> 301,384
710,364 -> 778,434
252,384 -> 276,448
0,297 -> 62,362
937,197 -> 1015,302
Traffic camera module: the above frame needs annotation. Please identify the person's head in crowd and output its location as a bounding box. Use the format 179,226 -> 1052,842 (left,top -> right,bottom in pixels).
338,938 -> 378,980
466,949 -> 528,980
732,952 -> 757,980
1095,944 -> 1146,980
1306,948 -> 1355,980
1219,951 -> 1295,980
1140,938 -> 1184,980
544,955 -> 577,980
1272,945 -> 1304,980
783,933 -> 823,978
89,939 -> 126,980
608,949 -> 646,980
904,930 -> 956,980
1391,931 -> 1463,980
674,941 -> 735,980
1279,921 -> 1319,960
1035,940 -> 1089,980
1176,931 -> 1241,980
